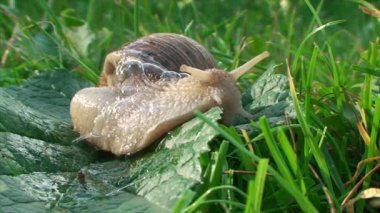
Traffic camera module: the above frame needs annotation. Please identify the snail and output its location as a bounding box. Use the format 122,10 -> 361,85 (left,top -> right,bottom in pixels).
70,33 -> 269,156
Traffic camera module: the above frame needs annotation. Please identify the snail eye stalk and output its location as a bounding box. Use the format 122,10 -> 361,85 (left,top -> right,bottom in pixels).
230,51 -> 270,80
180,65 -> 212,82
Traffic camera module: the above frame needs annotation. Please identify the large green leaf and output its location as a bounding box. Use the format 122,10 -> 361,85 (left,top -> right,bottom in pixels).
0,66 -> 291,212
0,173 -> 74,212
0,70 -> 92,143
238,64 -> 295,127
0,132 -> 96,175
0,69 -> 222,212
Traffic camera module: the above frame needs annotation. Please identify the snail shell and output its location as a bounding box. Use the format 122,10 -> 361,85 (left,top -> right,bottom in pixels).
70,33 -> 269,156
99,33 -> 217,87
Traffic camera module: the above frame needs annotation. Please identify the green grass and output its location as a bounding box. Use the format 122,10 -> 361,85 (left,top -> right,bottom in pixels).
1,0 -> 379,212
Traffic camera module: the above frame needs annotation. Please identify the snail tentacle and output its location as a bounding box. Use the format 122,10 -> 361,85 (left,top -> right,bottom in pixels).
179,65 -> 212,82
230,51 -> 270,80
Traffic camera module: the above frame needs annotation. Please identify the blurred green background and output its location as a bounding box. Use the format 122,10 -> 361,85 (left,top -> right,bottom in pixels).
0,0 -> 378,85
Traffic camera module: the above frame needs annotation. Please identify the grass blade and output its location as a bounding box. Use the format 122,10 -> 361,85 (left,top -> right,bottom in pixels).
292,20 -> 345,76
259,116 -> 296,186
210,140 -> 229,188
245,158 -> 269,213
305,44 -> 319,123
327,44 -> 345,112
277,128 -> 307,193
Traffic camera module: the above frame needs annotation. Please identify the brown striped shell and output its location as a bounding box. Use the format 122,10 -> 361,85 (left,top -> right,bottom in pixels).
70,33 -> 269,156
98,33 -> 217,86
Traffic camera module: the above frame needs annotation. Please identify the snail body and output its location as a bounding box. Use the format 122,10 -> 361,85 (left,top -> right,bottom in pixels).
70,33 -> 269,156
